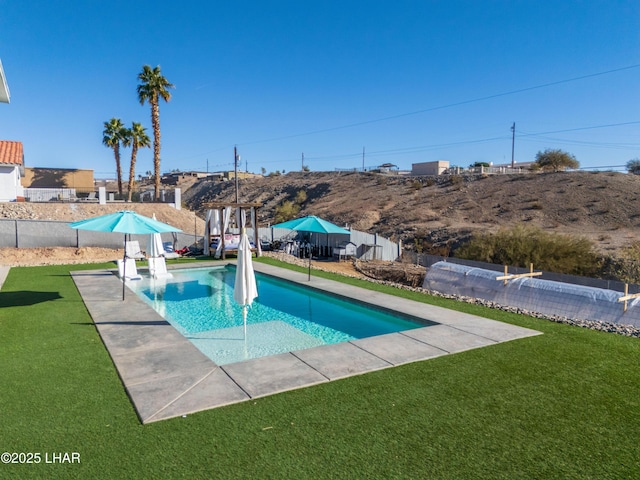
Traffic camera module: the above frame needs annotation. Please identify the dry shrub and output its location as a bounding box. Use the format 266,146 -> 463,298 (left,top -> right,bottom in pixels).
454,224 -> 600,276
602,242 -> 640,283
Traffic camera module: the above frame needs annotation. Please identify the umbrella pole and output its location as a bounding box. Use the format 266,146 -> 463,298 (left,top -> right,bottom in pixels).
122,235 -> 126,301
243,307 -> 248,359
308,232 -> 312,281
243,305 -> 247,339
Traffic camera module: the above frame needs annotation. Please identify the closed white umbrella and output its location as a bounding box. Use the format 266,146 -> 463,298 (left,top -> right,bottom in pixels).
233,229 -> 258,338
148,231 -> 165,257
148,214 -> 168,278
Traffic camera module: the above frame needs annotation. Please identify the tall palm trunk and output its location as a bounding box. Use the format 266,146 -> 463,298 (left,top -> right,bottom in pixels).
151,100 -> 161,200
127,141 -> 138,202
137,64 -> 173,200
114,145 -> 123,195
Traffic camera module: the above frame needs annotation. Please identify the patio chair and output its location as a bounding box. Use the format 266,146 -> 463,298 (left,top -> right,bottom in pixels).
125,240 -> 145,260
117,258 -> 143,281
162,241 -> 180,259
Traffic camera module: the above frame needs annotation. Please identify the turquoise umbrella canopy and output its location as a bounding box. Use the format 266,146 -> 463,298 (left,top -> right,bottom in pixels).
69,211 -> 181,300
272,215 -> 350,280
272,215 -> 350,235
69,210 -> 182,234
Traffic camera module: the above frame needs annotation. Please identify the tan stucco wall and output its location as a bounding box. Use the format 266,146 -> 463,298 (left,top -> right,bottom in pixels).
21,168 -> 94,189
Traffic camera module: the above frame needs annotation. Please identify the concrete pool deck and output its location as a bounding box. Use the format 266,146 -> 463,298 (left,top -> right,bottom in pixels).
71,261 -> 542,424
0,265 -> 10,290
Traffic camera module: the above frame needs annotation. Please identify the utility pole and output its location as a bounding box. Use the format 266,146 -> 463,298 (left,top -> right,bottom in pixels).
301,152 -> 304,171
511,122 -> 516,168
362,146 -> 365,171
234,145 -> 239,203
206,158 -> 208,173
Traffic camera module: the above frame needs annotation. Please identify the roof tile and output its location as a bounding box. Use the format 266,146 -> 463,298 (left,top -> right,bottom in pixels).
0,141 -> 24,165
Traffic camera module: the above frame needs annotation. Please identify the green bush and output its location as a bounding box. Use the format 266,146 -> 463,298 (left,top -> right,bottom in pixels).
274,200 -> 300,223
294,189 -> 307,204
454,225 -> 600,276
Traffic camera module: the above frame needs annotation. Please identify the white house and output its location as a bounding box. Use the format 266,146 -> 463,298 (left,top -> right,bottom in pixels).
0,141 -> 25,202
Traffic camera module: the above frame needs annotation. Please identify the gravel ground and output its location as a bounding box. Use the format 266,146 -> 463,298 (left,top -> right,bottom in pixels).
0,246 -> 122,267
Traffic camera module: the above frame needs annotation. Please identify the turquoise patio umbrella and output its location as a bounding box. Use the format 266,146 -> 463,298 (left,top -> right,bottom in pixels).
69,210 -> 182,300
272,215 -> 350,280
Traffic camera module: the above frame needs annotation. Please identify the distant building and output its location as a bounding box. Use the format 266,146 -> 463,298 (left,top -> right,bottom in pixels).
22,167 -> 95,190
491,161 -> 536,171
412,161 -> 450,176
161,170 -> 261,185
0,140 -> 24,201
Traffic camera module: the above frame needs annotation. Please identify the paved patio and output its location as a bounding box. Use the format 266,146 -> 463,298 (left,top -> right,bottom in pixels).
71,261 -> 542,423
0,265 -> 9,290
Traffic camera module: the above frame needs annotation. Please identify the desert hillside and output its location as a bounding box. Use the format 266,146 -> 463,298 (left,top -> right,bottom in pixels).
2,170 -> 639,258
184,170 -> 640,254
0,202 -> 204,234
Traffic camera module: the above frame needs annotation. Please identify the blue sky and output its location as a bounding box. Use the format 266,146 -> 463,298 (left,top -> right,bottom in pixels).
1,1 -> 638,178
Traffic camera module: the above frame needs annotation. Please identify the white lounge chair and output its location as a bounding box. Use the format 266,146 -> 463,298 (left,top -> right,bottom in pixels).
117,258 -> 142,281
125,240 -> 145,260
162,241 -> 180,259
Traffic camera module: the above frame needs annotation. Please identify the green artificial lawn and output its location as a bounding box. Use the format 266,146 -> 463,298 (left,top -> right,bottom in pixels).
1,260 -> 639,479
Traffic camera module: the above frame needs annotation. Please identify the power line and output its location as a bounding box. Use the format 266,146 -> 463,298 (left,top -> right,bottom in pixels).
233,64 -> 640,147
518,136 -> 640,150
517,120 -> 640,137
208,118 -> 640,167
174,64 -> 640,164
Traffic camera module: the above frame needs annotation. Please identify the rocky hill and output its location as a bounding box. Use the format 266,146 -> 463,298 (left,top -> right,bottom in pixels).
0,202 -> 204,234
183,170 -> 640,255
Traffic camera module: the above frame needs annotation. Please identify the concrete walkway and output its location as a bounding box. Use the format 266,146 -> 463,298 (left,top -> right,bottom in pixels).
71,262 -> 542,424
0,265 -> 10,290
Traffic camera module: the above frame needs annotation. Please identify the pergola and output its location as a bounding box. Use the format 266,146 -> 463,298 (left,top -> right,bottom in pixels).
202,202 -> 262,259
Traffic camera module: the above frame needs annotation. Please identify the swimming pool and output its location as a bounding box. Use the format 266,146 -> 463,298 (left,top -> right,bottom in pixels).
128,266 -> 432,365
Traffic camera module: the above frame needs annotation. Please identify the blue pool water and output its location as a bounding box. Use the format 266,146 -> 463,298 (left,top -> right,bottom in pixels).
128,266 -> 430,365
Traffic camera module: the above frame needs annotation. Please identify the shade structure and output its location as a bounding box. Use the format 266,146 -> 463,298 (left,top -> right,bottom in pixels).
69,210 -> 181,300
272,215 -> 350,280
272,215 -> 350,235
233,231 -> 258,338
69,210 -> 182,235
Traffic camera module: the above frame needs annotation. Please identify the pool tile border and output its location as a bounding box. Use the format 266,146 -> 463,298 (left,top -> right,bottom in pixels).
71,261 -> 542,423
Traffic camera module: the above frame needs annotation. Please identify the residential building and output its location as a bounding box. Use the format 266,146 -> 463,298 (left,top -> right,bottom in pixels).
0,140 -> 25,202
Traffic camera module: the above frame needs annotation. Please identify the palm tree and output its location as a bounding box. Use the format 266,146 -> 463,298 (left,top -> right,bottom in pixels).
136,65 -> 174,200
102,118 -> 127,195
122,122 -> 151,202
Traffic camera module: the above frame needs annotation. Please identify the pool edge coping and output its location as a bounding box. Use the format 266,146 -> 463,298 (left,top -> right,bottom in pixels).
71,261 -> 542,424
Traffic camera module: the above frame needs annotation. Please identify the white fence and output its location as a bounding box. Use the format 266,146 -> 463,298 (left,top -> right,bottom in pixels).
23,188 -> 77,202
